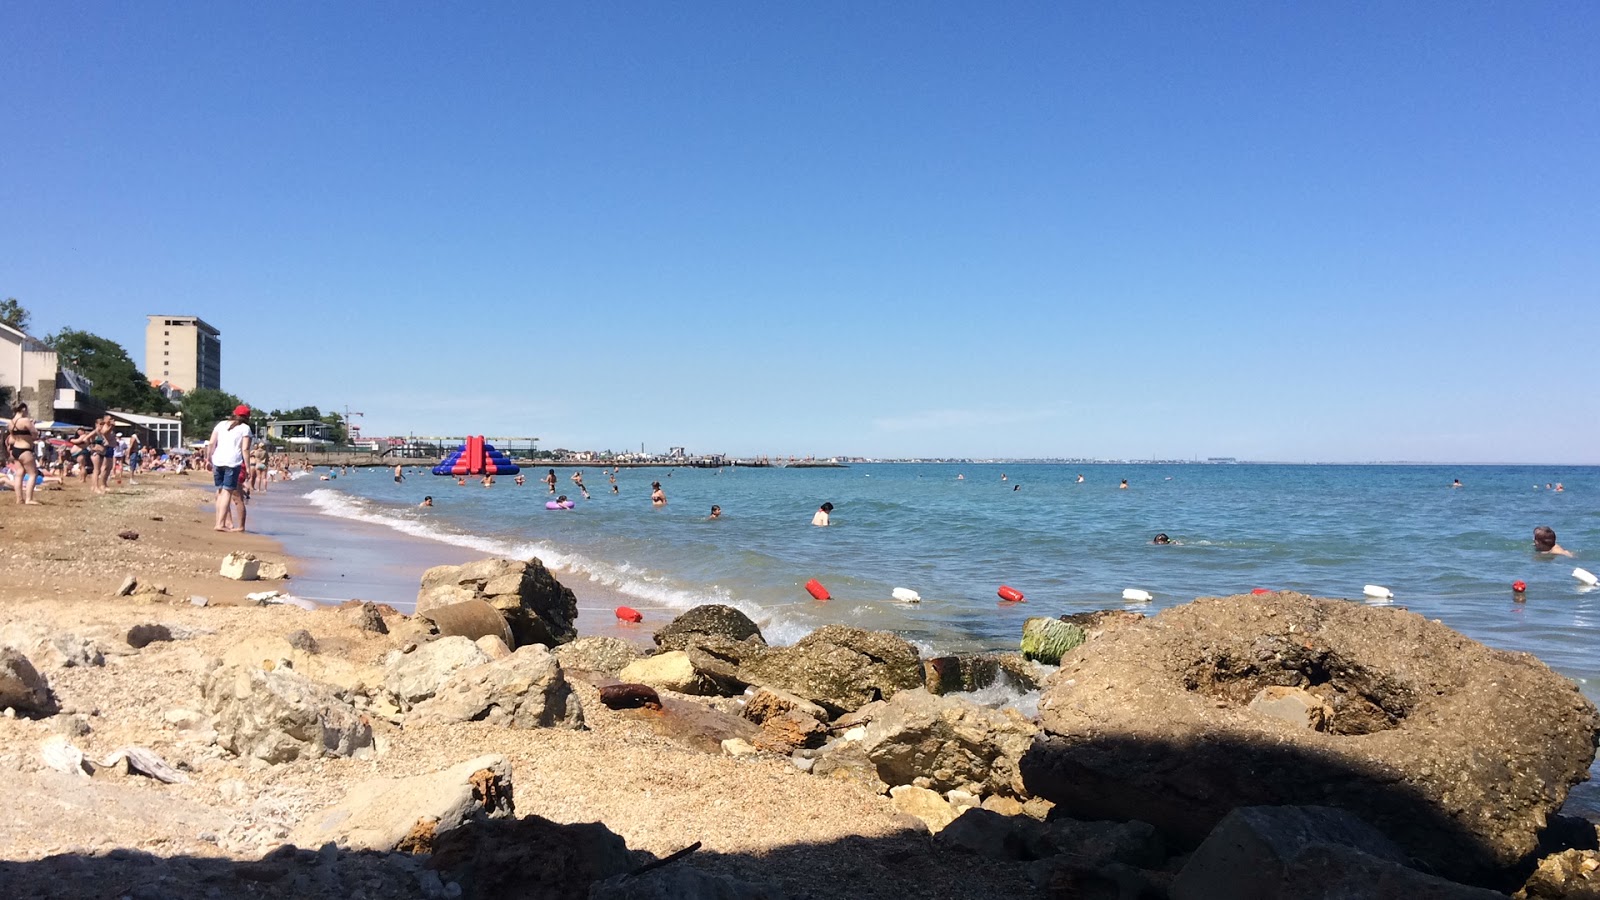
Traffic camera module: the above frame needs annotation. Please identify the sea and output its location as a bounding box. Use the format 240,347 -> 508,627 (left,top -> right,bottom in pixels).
262,462 -> 1598,696
257,461 -> 1600,815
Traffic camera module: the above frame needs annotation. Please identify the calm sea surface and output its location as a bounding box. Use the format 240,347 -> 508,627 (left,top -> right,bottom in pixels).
284,462 -> 1599,698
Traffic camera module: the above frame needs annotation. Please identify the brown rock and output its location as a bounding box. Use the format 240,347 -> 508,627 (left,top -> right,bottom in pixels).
599,683 -> 662,710
753,709 -> 828,753
737,625 -> 923,717
1022,592 -> 1600,885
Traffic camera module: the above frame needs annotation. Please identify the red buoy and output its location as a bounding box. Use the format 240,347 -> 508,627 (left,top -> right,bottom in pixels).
615,606 -> 643,623
805,578 -> 830,601
1251,588 -> 1271,595
1512,580 -> 1527,593
997,585 -> 1024,603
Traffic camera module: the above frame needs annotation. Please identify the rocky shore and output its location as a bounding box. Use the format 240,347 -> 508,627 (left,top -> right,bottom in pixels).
2,476 -> 1599,899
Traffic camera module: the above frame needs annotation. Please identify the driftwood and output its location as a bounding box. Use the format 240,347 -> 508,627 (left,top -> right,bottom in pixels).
625,841 -> 701,879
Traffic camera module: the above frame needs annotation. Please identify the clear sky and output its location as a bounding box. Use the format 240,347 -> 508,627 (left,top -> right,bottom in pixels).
4,3 -> 1596,462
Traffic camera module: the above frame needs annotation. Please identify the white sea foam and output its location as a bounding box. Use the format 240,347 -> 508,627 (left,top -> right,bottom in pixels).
301,488 -> 811,644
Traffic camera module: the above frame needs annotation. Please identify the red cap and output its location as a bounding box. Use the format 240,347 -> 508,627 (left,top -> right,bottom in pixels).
233,405 -> 251,417
1512,580 -> 1527,592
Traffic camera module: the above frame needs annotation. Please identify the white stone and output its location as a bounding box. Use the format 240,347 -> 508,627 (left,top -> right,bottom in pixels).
220,553 -> 260,581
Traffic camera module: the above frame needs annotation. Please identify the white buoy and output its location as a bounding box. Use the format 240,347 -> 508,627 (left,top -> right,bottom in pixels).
1575,568 -> 1599,587
1363,585 -> 1394,600
1122,588 -> 1153,603
891,587 -> 922,603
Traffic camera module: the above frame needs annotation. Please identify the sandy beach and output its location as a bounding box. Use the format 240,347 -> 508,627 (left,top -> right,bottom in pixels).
0,476 -> 1040,898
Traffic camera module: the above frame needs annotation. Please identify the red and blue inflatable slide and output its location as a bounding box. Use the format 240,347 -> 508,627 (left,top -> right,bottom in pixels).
432,436 -> 520,476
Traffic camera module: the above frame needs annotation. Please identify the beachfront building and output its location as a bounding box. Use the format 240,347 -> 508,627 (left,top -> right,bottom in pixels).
145,315 -> 221,393
110,410 -> 185,451
263,418 -> 336,445
1,321 -> 58,420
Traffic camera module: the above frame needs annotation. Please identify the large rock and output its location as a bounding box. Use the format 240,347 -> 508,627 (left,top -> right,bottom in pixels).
1518,848 -> 1600,899
417,558 -> 577,649
1170,805 -> 1411,900
383,636 -> 490,706
1022,592 -> 1600,885
890,784 -> 960,833
288,755 -> 515,851
857,688 -> 1038,797
1020,617 -> 1085,665
554,636 -> 641,676
0,647 -> 57,717
653,604 -> 766,651
202,664 -> 374,764
410,645 -> 584,729
429,815 -> 634,898
737,625 -> 923,717
618,651 -> 713,696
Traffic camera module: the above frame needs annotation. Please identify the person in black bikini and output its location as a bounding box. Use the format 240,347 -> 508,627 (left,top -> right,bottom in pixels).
7,402 -> 42,505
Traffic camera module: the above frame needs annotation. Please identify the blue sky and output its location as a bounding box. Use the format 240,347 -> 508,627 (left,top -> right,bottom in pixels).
4,3 -> 1596,461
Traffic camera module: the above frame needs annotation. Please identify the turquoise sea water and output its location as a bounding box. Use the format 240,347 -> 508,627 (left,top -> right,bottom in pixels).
283,462 -> 1599,699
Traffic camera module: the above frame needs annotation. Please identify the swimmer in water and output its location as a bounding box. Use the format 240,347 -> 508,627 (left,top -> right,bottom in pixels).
1534,526 -> 1573,557
1153,533 -> 1171,545
545,469 -> 557,493
1120,479 -> 1129,490
393,464 -> 404,483
1076,474 -> 1084,483
651,482 -> 666,507
709,505 -> 722,519
811,501 -> 834,526
1452,479 -> 1462,488
420,496 -> 433,508
514,474 -> 525,486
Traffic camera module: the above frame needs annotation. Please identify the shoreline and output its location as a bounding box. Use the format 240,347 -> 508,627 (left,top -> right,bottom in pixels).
0,475 -> 1029,898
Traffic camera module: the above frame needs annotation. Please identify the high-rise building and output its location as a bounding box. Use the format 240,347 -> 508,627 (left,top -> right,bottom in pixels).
145,315 -> 221,392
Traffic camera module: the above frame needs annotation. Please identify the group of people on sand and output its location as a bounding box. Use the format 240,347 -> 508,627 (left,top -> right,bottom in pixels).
4,401 -> 207,504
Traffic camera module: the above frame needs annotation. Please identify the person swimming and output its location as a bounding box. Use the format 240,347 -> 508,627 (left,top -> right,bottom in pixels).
1119,479 -> 1129,490
1452,479 -> 1462,488
420,496 -> 433,507
1153,533 -> 1171,545
1534,526 -> 1573,557
1076,474 -> 1084,483
811,502 -> 834,526
709,505 -> 722,519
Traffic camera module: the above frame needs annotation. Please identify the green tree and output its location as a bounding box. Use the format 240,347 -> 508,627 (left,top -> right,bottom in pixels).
180,389 -> 246,440
319,411 -> 348,445
0,298 -> 30,332
45,328 -> 168,413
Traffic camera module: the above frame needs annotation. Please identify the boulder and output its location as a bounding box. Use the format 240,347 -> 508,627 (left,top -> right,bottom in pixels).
49,633 -> 104,669
256,560 -> 289,580
737,625 -> 923,716
417,557 -> 578,649
599,683 -> 662,710
1020,617 -> 1086,665
681,634 -> 767,694
202,664 -> 373,764
618,651 -> 713,696
1518,848 -> 1600,899
741,687 -> 829,725
343,600 -> 390,634
752,709 -> 828,753
1022,593 -> 1600,885
1170,805 -> 1409,900
410,645 -> 584,730
554,636 -> 641,676
1285,843 -> 1509,899
0,647 -> 57,717
1059,608 -> 1146,636
653,604 -> 766,651
810,746 -> 889,795
857,688 -> 1038,797
219,552 -> 260,581
289,755 -> 514,851
936,807 -> 1047,860
383,636 -> 491,706
890,784 -> 960,833
428,815 -> 634,897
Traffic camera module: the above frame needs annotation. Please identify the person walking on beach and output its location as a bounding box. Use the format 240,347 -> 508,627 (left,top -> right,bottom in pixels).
1534,526 -> 1573,557
812,502 -> 834,526
650,481 -> 666,507
7,402 -> 42,505
205,405 -> 253,532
